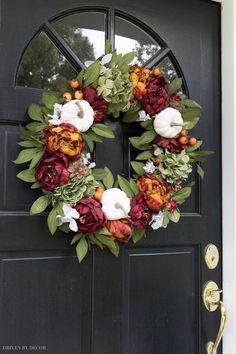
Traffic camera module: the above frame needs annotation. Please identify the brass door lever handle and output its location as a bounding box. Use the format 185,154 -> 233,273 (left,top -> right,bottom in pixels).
203,281 -> 227,354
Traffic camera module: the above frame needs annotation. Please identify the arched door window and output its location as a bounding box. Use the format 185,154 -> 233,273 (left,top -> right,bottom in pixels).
16,10 -> 183,92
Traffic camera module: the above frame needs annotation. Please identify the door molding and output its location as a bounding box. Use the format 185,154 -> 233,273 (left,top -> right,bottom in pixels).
221,0 -> 236,353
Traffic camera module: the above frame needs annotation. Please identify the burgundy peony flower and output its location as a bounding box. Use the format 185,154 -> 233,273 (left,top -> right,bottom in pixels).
75,198 -> 106,233
129,192 -> 153,229
154,136 -> 188,154
94,111 -> 106,123
142,76 -> 170,116
35,152 -> 69,191
82,86 -> 108,111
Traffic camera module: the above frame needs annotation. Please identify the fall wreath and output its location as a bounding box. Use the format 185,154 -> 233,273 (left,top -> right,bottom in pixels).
14,42 -> 213,263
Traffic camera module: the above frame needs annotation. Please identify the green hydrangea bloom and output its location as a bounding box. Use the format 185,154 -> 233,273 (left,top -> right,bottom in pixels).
157,150 -> 192,184
52,172 -> 99,207
97,68 -> 133,112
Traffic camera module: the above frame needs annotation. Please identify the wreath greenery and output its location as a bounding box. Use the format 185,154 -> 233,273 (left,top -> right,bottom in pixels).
14,41 -> 213,263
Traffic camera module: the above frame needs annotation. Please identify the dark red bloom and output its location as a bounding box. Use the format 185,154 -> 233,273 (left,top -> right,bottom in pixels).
94,111 -> 106,123
75,198 -> 106,234
82,86 -> 108,111
170,93 -> 182,106
129,192 -> 153,229
35,152 -> 69,191
167,200 -> 177,213
142,76 -> 170,116
154,136 -> 188,154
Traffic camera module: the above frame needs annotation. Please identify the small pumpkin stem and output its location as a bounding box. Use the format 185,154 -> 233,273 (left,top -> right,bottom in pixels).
114,202 -> 129,217
76,102 -> 84,118
170,122 -> 184,127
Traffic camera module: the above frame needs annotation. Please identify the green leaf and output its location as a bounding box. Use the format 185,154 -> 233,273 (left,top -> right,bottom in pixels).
168,209 -> 180,223
129,178 -> 139,194
92,168 -> 107,180
98,227 -> 112,236
109,243 -> 120,257
87,130 -> 103,142
117,175 -> 134,198
29,149 -> 45,169
131,161 -> 145,175
186,140 -> 202,152
91,124 -> 115,138
77,69 -> 85,86
132,228 -> 145,243
172,187 -> 192,204
83,133 -> 94,152
42,92 -> 58,109
197,164 -> 205,179
169,77 -> 183,94
105,40 -> 112,54
47,208 -> 58,235
17,168 -> 36,183
188,151 -> 215,158
184,117 -> 200,129
84,60 -> 101,87
26,122 -> 44,132
181,108 -> 201,120
31,182 -> 41,189
122,102 -> 142,123
183,99 -> 202,109
103,167 -> 114,189
95,234 -> 116,249
18,140 -> 42,148
71,233 -> 83,245
119,52 -> 137,68
28,104 -> 43,122
136,150 -> 152,160
13,148 -> 39,164
162,208 -> 170,227
30,195 -> 51,215
129,130 -> 156,149
76,236 -> 89,263
89,234 -> 104,249
59,223 -> 70,234
140,119 -> 154,131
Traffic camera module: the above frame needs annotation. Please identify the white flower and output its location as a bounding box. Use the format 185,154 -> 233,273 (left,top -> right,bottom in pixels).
153,107 -> 183,138
85,53 -> 112,75
81,153 -> 96,169
101,188 -> 131,220
60,99 -> 94,132
57,204 -> 80,232
48,103 -> 63,124
143,161 -> 156,174
137,110 -> 151,122
149,211 -> 165,230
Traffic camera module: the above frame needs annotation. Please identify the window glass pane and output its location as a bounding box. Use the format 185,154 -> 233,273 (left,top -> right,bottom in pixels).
115,16 -> 161,65
158,57 -> 178,83
17,32 -> 77,90
51,12 -> 105,63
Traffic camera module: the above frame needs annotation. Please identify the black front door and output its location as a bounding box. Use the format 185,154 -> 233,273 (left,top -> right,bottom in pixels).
0,1 -> 221,353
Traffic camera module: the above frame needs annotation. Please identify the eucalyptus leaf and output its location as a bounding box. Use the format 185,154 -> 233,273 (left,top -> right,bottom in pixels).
30,195 -> 51,215
17,168 -> 36,183
117,175 -> 134,198
131,161 -> 145,175
76,236 -> 89,263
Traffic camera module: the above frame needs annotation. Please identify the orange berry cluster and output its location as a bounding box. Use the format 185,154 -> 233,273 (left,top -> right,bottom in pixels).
63,79 -> 83,102
179,129 -> 197,145
129,65 -> 161,100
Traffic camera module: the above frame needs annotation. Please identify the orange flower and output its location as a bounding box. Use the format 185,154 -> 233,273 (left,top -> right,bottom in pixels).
44,123 -> 85,158
137,174 -> 170,211
130,64 -> 150,100
106,219 -> 132,244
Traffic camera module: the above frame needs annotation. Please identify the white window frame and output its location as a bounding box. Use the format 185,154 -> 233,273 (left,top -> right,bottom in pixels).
220,0 -> 236,352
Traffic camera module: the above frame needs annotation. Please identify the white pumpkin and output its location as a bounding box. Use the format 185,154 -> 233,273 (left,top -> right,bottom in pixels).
101,188 -> 131,220
153,107 -> 184,138
60,99 -> 94,132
